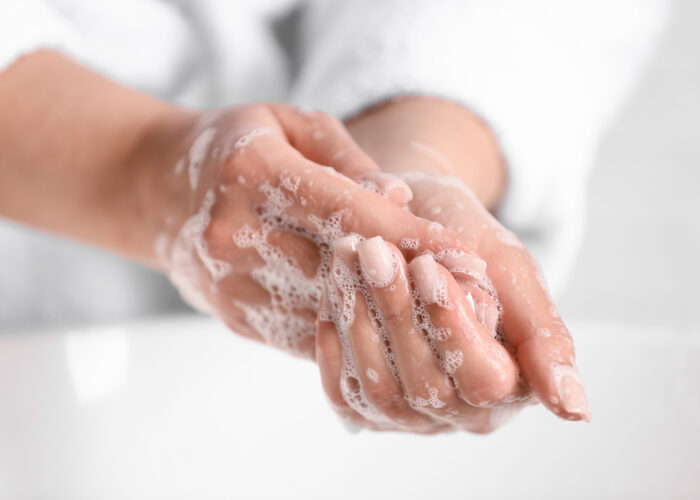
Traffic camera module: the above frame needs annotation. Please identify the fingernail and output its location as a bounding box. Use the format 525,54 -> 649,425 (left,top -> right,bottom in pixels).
409,254 -> 449,307
558,371 -> 591,422
333,235 -> 360,255
361,172 -> 413,204
357,236 -> 397,287
332,235 -> 360,269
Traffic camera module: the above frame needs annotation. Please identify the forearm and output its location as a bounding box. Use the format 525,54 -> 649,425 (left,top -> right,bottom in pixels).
345,96 -> 507,211
0,50 -> 193,265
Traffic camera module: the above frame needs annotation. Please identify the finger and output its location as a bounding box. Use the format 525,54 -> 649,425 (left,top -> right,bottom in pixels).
269,104 -> 412,205
420,179 -> 591,421
403,174 -> 491,247
479,228 -> 591,422
408,253 -> 524,407
225,144 -> 468,259
354,236 -> 497,431
331,236 -> 437,431
419,179 -> 591,421
434,249 -> 500,336
316,305 -> 376,429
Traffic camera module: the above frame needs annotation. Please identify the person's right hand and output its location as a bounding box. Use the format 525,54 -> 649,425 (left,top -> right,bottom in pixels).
150,104 -> 476,360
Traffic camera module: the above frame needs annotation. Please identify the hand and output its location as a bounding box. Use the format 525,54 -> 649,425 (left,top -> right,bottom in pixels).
329,96 -> 591,431
148,104 -> 477,359
408,170 -> 589,423
317,234 -> 526,433
1,53 -> 514,431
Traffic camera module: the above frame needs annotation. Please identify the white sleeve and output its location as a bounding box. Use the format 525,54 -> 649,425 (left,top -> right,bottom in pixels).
0,1 -> 93,71
289,0 -> 670,294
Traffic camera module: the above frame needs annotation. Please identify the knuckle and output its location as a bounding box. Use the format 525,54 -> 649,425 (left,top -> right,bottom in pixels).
202,216 -> 233,259
458,385 -> 502,408
437,392 -> 464,412
455,370 -> 514,407
364,382 -> 404,412
405,379 -> 456,413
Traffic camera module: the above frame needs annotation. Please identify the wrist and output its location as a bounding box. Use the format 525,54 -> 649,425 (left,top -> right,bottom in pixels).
0,50 -> 198,264
346,96 -> 507,211
127,105 -> 201,267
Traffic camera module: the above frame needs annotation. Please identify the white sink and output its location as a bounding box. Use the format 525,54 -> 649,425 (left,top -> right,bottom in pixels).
0,316 -> 698,499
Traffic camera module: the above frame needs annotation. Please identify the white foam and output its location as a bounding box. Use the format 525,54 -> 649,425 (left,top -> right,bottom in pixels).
188,128 -> 217,190
495,229 -> 523,248
162,188 -> 231,313
537,328 -> 552,338
436,249 -> 487,281
173,158 -> 186,176
550,304 -> 561,318
427,221 -> 444,232
441,349 -> 464,376
233,126 -> 274,149
167,171 -> 511,429
412,385 -> 446,409
399,238 -> 419,250
395,170 -> 480,202
359,172 -> 413,204
280,175 -> 301,193
466,292 -> 476,314
231,183 -> 323,353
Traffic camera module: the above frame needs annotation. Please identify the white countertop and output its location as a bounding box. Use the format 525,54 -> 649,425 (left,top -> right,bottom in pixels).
0,315 -> 697,499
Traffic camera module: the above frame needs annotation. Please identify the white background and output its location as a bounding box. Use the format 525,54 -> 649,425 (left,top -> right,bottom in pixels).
0,1 -> 698,498
559,0 -> 700,331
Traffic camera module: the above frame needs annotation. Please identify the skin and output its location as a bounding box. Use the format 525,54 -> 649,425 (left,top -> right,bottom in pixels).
0,51 -> 590,434
315,97 -> 591,431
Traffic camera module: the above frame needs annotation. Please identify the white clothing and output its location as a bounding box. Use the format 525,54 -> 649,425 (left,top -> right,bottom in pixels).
0,0 -> 669,327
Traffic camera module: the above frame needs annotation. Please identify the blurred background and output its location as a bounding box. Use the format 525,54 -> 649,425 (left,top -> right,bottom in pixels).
0,1 -> 698,499
558,0 -> 700,330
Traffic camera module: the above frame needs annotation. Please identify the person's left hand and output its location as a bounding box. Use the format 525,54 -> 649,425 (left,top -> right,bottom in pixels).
405,169 -> 589,422
314,97 -> 591,433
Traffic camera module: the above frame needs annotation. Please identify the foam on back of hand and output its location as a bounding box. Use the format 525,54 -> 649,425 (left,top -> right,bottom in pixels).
158,134 -> 507,427
229,173 -> 505,425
